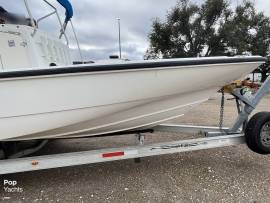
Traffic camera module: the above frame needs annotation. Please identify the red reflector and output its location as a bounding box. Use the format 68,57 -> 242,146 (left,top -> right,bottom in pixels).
102,151 -> 125,158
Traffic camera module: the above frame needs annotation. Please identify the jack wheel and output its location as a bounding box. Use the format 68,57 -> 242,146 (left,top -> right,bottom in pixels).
245,112 -> 270,154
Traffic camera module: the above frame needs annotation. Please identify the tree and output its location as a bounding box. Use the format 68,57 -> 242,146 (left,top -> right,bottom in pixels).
145,0 -> 232,59
256,57 -> 270,82
145,0 -> 270,81
224,1 -> 270,57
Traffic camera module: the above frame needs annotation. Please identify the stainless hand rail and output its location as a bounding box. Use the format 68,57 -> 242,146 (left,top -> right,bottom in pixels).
37,0 -> 69,45
23,0 -> 83,61
23,0 -> 37,29
70,20 -> 83,61
23,0 -> 69,45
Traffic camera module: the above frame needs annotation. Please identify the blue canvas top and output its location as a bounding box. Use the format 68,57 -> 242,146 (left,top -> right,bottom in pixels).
57,0 -> 73,22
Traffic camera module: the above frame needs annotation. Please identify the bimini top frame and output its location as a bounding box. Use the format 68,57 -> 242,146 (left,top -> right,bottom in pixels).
22,0 -> 83,61
23,0 -> 69,43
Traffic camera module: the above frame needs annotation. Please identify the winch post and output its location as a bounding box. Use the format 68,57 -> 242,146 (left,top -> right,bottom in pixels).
229,64 -> 270,133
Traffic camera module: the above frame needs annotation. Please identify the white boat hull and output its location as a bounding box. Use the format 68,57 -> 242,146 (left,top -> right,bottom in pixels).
0,58 -> 264,141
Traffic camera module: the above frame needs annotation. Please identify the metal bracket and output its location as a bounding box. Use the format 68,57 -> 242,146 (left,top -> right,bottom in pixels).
232,88 -> 255,108
136,134 -> 145,145
134,134 -> 145,163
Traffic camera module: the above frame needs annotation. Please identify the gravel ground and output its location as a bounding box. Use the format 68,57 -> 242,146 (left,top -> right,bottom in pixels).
1,94 -> 270,203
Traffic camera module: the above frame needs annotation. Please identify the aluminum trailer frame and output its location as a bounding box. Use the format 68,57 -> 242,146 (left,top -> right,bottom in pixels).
1,60 -> 270,174
0,130 -> 245,174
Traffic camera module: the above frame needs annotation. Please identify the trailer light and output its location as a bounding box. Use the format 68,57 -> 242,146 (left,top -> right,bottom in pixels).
102,151 -> 124,158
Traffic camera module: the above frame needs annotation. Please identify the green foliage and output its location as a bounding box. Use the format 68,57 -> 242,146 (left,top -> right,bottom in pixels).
224,1 -> 270,56
145,0 -> 270,59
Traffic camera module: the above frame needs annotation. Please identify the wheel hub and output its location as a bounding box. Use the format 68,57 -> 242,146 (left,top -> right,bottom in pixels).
260,121 -> 270,147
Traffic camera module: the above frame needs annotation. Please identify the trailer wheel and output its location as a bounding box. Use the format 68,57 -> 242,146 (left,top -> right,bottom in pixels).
245,112 -> 270,154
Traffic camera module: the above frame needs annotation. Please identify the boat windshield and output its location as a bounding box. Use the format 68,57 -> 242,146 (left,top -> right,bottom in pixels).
0,6 -> 36,27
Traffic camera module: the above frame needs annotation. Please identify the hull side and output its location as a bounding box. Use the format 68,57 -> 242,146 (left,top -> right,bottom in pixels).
0,61 -> 261,140
9,89 -> 212,140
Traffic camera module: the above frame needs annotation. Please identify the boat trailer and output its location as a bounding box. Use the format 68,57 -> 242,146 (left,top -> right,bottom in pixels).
1,64 -> 270,174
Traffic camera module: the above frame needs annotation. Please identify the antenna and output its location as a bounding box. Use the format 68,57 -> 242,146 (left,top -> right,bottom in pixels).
70,20 -> 83,62
116,18 -> 122,59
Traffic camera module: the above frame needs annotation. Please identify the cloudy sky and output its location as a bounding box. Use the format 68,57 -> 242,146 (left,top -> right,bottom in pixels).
1,0 -> 270,61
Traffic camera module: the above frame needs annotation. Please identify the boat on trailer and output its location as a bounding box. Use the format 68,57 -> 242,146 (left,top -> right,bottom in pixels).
0,56 -> 265,141
0,0 -> 265,141
0,0 -> 270,173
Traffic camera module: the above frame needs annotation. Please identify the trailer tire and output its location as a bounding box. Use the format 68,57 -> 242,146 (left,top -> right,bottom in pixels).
245,112 -> 270,154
